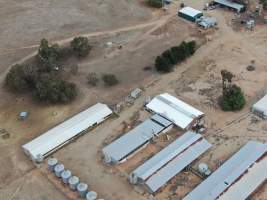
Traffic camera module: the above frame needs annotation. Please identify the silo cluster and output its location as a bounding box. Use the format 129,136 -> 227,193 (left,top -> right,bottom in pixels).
47,158 -> 103,199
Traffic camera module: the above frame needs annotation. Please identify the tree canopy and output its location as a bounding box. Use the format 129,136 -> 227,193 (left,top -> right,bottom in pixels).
147,0 -> 163,8
71,36 -> 91,57
219,70 -> 246,111
155,41 -> 197,73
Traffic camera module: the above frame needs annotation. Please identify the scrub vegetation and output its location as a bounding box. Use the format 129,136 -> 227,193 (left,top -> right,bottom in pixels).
155,41 -> 197,73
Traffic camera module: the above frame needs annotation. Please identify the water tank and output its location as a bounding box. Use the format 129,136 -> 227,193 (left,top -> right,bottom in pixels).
61,170 -> 72,184
86,191 -> 98,200
198,163 -> 211,176
48,158 -> 58,171
77,182 -> 88,198
54,164 -> 64,177
129,173 -> 138,184
68,176 -> 80,190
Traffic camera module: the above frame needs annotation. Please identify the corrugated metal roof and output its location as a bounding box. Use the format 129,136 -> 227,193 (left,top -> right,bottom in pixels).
214,0 -> 244,12
218,156 -> 267,200
252,94 -> 267,117
150,114 -> 173,128
131,131 -> 202,183
179,7 -> 203,18
146,93 -> 204,129
183,141 -> 267,200
102,118 -> 165,163
145,138 -> 211,193
197,16 -> 217,28
22,103 -> 112,161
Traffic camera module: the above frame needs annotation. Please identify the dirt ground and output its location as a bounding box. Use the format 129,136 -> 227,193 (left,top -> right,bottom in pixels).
0,0 -> 267,200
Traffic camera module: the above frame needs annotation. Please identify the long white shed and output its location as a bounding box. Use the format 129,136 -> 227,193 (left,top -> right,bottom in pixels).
146,93 -> 204,130
252,94 -> 267,119
102,115 -> 172,164
22,103 -> 113,162
145,137 -> 211,193
130,131 -> 202,184
183,141 -> 267,200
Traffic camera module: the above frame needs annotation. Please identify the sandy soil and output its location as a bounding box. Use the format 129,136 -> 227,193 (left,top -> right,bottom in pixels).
0,0 -> 267,200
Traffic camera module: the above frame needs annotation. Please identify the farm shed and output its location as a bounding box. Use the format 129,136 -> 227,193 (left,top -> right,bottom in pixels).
144,136 -> 211,193
196,16 -> 217,29
102,114 -> 172,164
183,141 -> 267,200
178,7 -> 203,22
22,103 -> 112,162
146,93 -> 204,130
130,131 -> 204,184
213,0 -> 244,13
252,94 -> 267,119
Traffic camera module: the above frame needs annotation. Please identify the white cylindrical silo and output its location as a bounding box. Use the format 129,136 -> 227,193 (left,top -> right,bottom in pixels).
86,191 -> 98,200
68,176 -> 80,190
61,170 -> 72,184
54,164 -> 64,177
48,158 -> 58,171
77,182 -> 88,198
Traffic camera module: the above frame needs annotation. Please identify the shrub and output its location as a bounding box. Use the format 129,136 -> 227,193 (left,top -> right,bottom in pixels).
260,0 -> 267,9
162,49 -> 176,65
155,56 -> 173,72
219,70 -> 245,111
155,41 -> 197,73
102,73 -> 119,86
34,73 -> 77,103
185,41 -> 197,55
70,64 -> 79,75
87,72 -> 99,86
147,0 -> 163,8
220,84 -> 246,111
71,36 -> 91,57
37,39 -> 60,72
5,65 -> 29,92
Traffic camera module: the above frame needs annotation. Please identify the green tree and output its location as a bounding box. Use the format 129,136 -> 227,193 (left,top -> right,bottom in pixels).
5,65 -> 28,92
155,56 -> 173,72
155,41 -> 197,73
221,69 -> 235,91
34,73 -> 77,103
71,36 -> 91,57
219,70 -> 245,111
221,84 -> 246,111
37,39 -> 60,72
87,72 -> 99,86
185,41 -> 197,55
260,0 -> 267,9
102,73 -> 119,86
162,49 -> 176,65
147,0 -> 163,8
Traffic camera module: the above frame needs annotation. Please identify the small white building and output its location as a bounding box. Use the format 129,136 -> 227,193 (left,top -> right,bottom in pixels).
252,94 -> 267,119
22,103 -> 113,162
